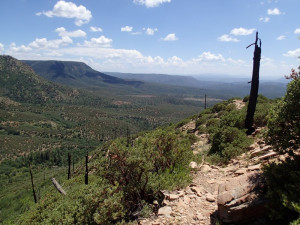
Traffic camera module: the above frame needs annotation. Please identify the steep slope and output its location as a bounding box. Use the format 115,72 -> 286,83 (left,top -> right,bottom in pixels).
23,60 -> 143,88
0,55 -> 108,105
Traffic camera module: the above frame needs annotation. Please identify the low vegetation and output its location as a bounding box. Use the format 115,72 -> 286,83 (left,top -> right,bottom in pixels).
195,95 -> 273,164
18,126 -> 195,224
264,67 -> 300,225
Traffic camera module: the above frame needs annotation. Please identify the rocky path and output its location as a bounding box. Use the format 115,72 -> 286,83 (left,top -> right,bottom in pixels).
139,122 -> 280,225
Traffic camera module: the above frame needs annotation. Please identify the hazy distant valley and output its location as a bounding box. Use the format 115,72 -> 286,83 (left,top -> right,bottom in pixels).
0,55 -> 290,223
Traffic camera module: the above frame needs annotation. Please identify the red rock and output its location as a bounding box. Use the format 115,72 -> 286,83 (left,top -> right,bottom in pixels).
217,172 -> 268,224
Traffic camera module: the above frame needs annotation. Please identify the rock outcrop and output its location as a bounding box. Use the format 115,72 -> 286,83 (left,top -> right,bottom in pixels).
217,172 -> 268,224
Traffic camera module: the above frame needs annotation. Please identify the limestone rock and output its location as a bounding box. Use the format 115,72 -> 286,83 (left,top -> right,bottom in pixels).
235,168 -> 247,175
191,186 -> 202,197
217,172 -> 268,224
206,193 -> 215,202
158,206 -> 172,218
248,164 -> 261,171
189,161 -> 198,169
168,194 -> 179,201
200,164 -> 211,172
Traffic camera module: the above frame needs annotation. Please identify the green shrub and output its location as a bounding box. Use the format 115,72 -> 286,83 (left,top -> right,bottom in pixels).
253,103 -> 271,127
209,127 -> 252,163
267,78 -> 300,153
243,95 -> 249,102
219,109 -> 245,129
101,126 -> 194,217
20,179 -> 125,225
264,156 -> 300,225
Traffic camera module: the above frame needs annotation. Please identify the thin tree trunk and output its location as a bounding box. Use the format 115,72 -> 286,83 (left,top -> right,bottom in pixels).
29,163 -> 37,203
205,94 -> 207,109
85,151 -> 88,185
68,153 -> 71,180
245,32 -> 261,135
51,178 -> 67,195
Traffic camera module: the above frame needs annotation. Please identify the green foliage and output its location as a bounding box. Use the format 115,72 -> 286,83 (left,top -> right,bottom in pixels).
20,179 -> 125,225
264,69 -> 300,224
264,156 -> 300,225
102,127 -> 193,214
195,98 -> 254,164
210,127 -> 252,163
267,77 -> 300,153
18,125 -> 194,224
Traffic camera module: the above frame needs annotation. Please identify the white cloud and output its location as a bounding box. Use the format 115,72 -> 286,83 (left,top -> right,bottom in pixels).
81,36 -> 112,48
294,29 -> 300,34
145,27 -> 158,35
284,48 -> 300,57
55,27 -> 86,38
276,35 -> 285,40
29,36 -> 73,49
121,26 -> 133,32
218,34 -> 239,42
163,33 -> 178,41
133,0 -> 171,8
37,1 -> 92,26
0,43 -> 4,52
230,28 -> 256,36
267,8 -> 281,15
194,52 -> 225,62
9,43 -> 32,52
90,26 -> 103,32
259,17 -> 270,22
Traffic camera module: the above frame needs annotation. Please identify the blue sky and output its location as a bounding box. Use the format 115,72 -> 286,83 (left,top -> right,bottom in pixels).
0,0 -> 299,78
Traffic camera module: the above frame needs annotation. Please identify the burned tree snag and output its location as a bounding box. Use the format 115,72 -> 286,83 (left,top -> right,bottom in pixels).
245,32 -> 261,135
52,178 -> 67,195
85,151 -> 89,185
29,163 -> 37,203
68,153 -> 71,180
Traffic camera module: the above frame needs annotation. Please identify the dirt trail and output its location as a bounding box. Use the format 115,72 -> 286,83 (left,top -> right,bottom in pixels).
140,121 -> 280,225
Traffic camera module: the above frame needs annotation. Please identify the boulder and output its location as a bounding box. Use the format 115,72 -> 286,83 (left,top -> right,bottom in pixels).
217,172 -> 268,224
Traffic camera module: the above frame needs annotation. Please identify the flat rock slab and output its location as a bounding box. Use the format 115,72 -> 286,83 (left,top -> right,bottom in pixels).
217,172 -> 268,224
158,206 -> 172,218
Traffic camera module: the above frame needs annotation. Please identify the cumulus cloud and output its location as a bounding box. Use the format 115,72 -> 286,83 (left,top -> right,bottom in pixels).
284,48 -> 300,57
163,33 -> 178,41
294,29 -> 300,34
81,36 -> 112,48
259,17 -> 270,22
145,27 -> 158,35
55,27 -> 86,37
90,26 -> 103,32
194,52 -> 225,62
29,36 -> 73,49
267,8 -> 281,15
37,1 -> 92,26
230,28 -> 256,36
218,34 -> 239,42
276,35 -> 285,40
121,26 -> 133,32
133,0 -> 171,8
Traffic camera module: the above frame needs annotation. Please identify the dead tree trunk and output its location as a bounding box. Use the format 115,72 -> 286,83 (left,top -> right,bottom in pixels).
245,32 -> 261,135
68,153 -> 71,180
51,177 -> 67,195
205,94 -> 207,109
29,163 -> 37,203
85,151 -> 88,185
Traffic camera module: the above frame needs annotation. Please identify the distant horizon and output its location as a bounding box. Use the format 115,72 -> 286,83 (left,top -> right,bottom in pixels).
17,55 -> 290,81
0,0 -> 299,79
